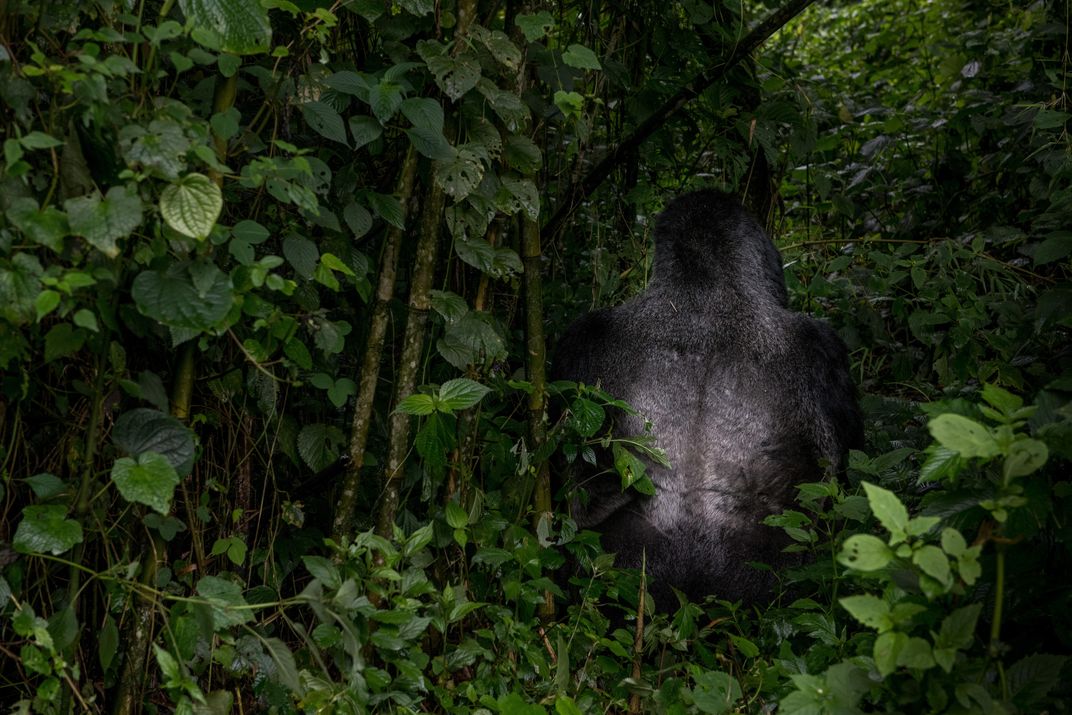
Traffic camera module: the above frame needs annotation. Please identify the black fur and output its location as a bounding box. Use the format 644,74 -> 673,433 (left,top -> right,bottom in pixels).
552,190 -> 863,608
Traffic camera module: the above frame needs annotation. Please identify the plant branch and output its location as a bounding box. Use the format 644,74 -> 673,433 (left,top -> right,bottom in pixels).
541,0 -> 816,240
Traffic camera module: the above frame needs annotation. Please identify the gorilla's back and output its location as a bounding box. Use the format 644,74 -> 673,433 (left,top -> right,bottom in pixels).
552,191 -> 863,606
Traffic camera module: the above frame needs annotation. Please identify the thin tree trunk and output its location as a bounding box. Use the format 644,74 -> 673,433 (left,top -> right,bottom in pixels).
375,180 -> 446,538
332,148 -> 418,544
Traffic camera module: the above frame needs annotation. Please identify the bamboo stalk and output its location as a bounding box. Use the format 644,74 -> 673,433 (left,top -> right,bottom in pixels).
375,180 -> 446,538
332,148 -> 419,544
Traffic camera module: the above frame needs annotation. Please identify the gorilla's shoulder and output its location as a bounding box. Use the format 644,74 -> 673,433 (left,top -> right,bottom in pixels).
551,307 -> 620,379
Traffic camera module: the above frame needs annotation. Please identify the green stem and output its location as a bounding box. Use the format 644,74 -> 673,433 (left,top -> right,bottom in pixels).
986,542 -> 1003,694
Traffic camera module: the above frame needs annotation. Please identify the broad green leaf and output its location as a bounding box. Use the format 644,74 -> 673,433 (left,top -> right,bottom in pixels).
44,323 -> 86,362
927,414 -> 999,458
369,79 -> 404,123
839,594 -> 891,631
302,101 -> 348,146
561,43 -> 601,70
196,575 -> 254,628
366,192 -> 405,229
34,289 -> 60,321
471,25 -> 521,70
940,527 -> 967,557
110,452 -> 181,514
553,90 -> 583,121
132,261 -> 233,330
569,398 -> 605,438
912,544 -> 951,586
505,136 -> 542,175
980,383 -> 1023,415
438,378 -> 491,411
25,473 -> 65,499
302,555 -> 342,589
13,505 -> 84,555
437,312 -> 506,370
406,127 -> 455,160
897,637 -> 935,670
873,631 -> 907,676
263,637 -> 301,691
343,201 -> 373,237
178,0 -> 271,54
401,96 -> 444,132
836,533 -> 896,574
0,253 -> 43,325
515,11 -> 554,41
19,131 -> 64,149
160,173 -> 223,240
326,70 -> 369,96
6,198 -> 68,252
1007,654 -> 1068,704
113,408 -> 197,476
348,116 -> 382,150
296,423 -> 344,472
119,119 -> 191,179
1004,438 -> 1048,479
862,481 -> 909,541
65,185 -> 144,257
283,235 -> 318,280
692,670 -> 742,714
445,501 -> 468,529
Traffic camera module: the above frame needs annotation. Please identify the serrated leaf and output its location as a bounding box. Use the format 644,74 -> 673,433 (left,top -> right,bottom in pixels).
160,173 -> 222,240
302,555 -> 342,589
396,394 -> 437,415
13,505 -> 83,555
839,594 -> 891,631
110,452 -> 181,514
438,378 -> 491,412
418,45 -> 481,101
65,185 -> 143,257
178,0 -> 271,54
862,481 -> 909,539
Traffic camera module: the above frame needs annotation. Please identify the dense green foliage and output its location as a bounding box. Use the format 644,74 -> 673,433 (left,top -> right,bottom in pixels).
0,0 -> 1069,713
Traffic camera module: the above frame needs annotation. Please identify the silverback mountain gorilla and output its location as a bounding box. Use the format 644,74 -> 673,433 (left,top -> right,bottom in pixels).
552,190 -> 863,608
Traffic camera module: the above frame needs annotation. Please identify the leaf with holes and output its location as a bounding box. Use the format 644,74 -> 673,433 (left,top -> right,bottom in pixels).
302,101 -> 348,146
435,148 -> 484,200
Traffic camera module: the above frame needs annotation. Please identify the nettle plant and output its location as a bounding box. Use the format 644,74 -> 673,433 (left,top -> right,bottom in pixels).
779,385 -> 1067,714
